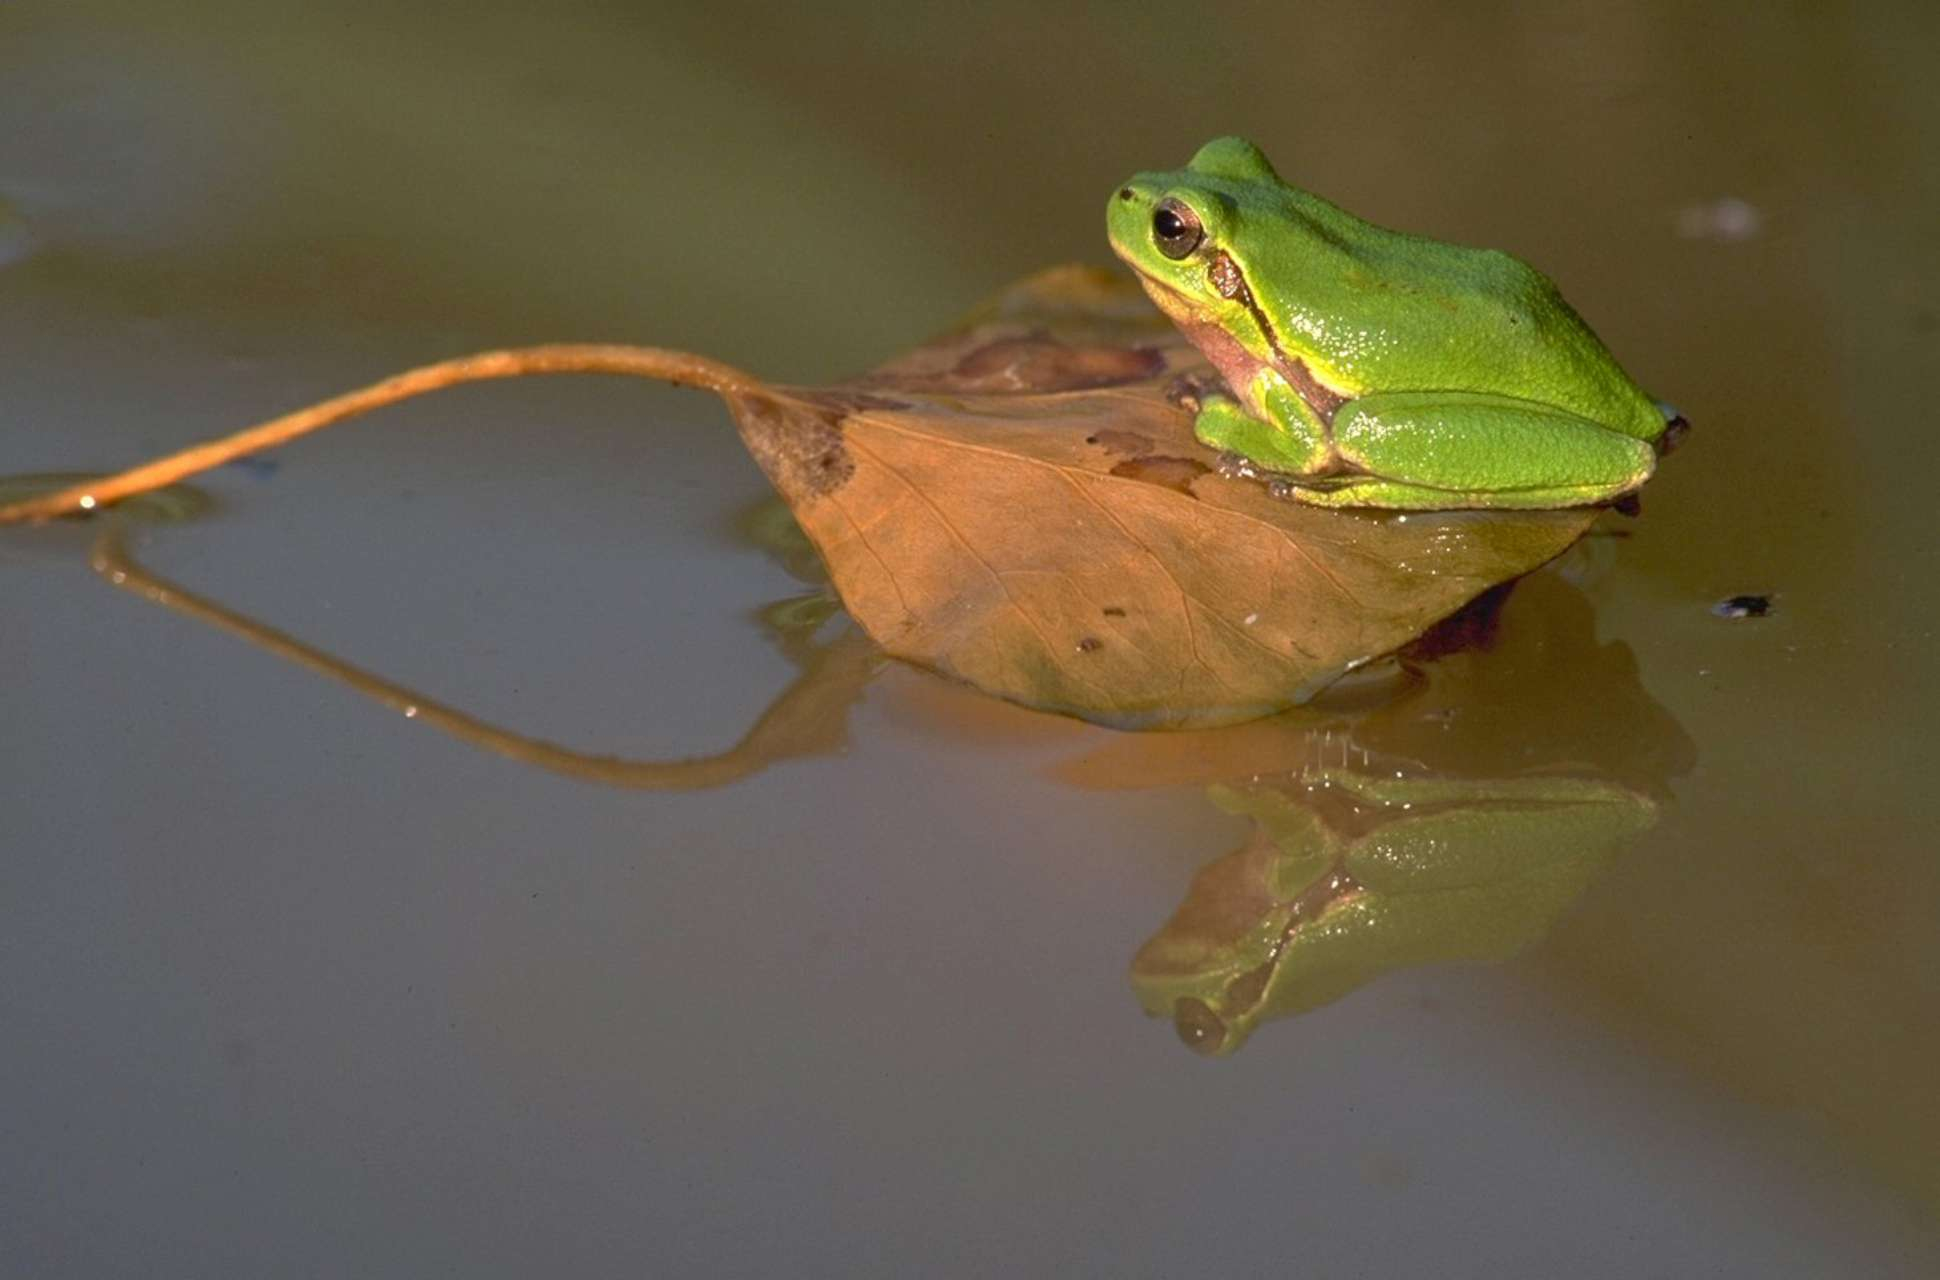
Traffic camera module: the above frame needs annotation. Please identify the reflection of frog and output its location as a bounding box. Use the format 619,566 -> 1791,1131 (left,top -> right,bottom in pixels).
1133,767 -> 1656,1055
1055,569 -> 1694,1054
1108,138 -> 1677,509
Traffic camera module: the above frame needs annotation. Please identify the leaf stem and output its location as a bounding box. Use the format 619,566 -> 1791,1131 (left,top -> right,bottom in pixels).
0,343 -> 759,525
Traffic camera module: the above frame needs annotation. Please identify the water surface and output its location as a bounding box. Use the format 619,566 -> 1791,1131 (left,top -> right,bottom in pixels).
5,4 -> 1939,1276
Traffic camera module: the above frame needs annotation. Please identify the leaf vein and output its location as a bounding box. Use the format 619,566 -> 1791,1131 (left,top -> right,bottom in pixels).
845,435 -> 1120,704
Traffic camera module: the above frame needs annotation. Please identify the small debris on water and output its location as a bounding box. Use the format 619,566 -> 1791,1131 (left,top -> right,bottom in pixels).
1712,594 -> 1772,619
1677,197 -> 1763,242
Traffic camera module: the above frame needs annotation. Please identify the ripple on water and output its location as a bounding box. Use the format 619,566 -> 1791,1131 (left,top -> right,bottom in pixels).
0,473 -> 215,524
0,197 -> 32,266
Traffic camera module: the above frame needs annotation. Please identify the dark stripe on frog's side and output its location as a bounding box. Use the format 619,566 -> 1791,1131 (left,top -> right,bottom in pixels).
1206,251 -> 1348,428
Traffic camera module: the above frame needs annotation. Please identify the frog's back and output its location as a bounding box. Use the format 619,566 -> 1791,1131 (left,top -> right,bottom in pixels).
1263,188 -> 1665,440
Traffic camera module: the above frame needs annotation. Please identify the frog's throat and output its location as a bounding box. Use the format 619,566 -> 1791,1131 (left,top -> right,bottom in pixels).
1132,267 -> 1348,428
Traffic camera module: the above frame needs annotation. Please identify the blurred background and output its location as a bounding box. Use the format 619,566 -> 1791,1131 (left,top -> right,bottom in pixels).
5,3 -> 1938,1276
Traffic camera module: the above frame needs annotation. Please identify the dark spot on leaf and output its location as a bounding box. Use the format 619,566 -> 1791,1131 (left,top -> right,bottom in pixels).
1102,606 -> 1127,618
1087,428 -> 1155,456
1712,594 -> 1772,619
947,335 -> 1166,392
1076,636 -> 1103,653
1109,455 -> 1211,496
730,393 -> 854,500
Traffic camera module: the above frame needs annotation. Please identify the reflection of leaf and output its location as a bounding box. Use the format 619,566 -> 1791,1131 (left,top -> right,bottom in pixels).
734,267 -> 1597,728
729,496 -> 830,589
87,524 -> 884,790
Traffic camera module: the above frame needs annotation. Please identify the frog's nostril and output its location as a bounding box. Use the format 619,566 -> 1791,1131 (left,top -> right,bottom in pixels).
1118,188 -> 1135,201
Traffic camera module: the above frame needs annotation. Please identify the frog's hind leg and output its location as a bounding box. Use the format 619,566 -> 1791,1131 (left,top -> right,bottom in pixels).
1304,390 -> 1658,510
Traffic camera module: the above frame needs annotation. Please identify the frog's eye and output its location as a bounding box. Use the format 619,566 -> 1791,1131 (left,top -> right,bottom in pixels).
1152,198 -> 1204,259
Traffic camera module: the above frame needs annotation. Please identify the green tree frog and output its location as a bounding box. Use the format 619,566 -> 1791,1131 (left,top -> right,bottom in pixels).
1108,137 -> 1677,509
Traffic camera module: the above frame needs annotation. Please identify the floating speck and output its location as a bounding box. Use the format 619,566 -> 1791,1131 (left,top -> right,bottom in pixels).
1676,197 -> 1763,242
1712,594 -> 1772,619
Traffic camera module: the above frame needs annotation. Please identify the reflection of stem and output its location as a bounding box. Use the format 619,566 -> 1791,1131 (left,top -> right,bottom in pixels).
90,524 -> 883,790
0,344 -> 758,525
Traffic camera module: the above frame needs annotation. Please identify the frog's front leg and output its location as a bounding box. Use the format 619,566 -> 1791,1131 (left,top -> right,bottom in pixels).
1306,390 -> 1658,510
1192,370 -> 1333,476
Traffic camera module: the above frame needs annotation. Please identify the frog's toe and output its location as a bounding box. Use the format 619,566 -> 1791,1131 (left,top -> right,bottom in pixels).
1190,401 -> 1329,475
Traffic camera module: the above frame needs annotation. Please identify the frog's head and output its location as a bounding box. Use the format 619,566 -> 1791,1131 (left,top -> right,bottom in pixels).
1107,137 -> 1296,398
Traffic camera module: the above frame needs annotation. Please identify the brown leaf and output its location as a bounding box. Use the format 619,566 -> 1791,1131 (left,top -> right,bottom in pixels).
0,267 -> 1599,732
732,266 -> 1597,729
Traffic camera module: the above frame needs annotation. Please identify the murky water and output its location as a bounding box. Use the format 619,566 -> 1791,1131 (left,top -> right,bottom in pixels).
6,4 -> 1939,1275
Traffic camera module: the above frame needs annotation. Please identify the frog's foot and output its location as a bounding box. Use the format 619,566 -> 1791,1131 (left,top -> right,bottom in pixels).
1289,475 -> 1647,511
1164,371 -> 1230,415
1191,397 -> 1332,476
1655,405 -> 1693,456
